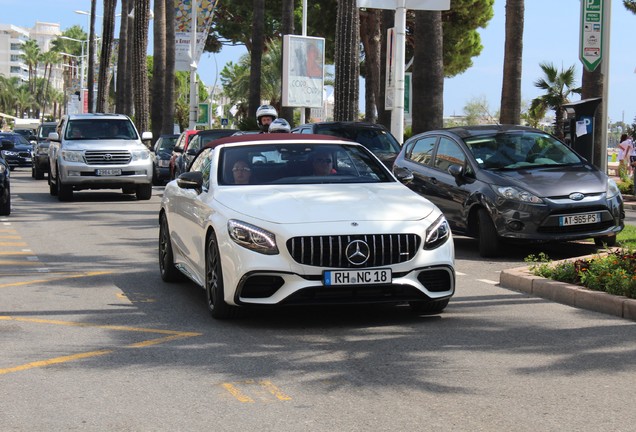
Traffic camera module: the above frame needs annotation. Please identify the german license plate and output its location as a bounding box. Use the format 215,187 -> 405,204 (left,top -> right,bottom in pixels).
559,213 -> 600,226
96,168 -> 122,176
323,269 -> 392,286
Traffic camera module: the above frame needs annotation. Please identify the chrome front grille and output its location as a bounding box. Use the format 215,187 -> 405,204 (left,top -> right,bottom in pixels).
286,234 -> 421,268
84,150 -> 131,165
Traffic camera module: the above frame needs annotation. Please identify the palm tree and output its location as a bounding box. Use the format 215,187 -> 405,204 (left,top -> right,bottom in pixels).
151,0 -> 166,141
334,0 -> 359,121
20,39 -> 41,94
412,11 -> 443,134
14,86 -> 35,118
248,0 -> 264,122
360,9 -> 381,123
132,0 -> 151,134
87,0 -> 97,112
116,0 -> 131,115
279,0 -> 295,125
39,50 -> 61,119
532,62 -> 581,139
499,0 -> 524,125
162,0 -> 176,134
97,0 -> 117,113
625,1 -> 636,13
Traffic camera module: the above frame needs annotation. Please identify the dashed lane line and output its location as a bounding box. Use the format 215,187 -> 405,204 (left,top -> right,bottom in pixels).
0,270 -> 114,289
221,380 -> 292,403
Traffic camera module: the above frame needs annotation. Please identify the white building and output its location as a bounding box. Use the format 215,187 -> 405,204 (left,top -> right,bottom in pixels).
0,21 -> 64,92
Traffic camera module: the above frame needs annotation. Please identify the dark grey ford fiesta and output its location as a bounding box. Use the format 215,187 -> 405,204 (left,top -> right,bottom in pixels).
393,125 -> 624,257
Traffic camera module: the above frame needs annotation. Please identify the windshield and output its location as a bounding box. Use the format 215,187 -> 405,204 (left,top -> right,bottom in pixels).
65,119 -> 138,141
465,131 -> 583,170
39,125 -> 56,139
0,134 -> 30,145
217,143 -> 395,185
314,125 -> 401,155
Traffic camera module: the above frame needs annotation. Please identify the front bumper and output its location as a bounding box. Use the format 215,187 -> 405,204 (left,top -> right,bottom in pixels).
58,160 -> 153,188
491,192 -> 624,242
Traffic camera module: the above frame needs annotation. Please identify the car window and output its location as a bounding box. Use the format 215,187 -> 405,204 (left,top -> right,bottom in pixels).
190,147 -> 214,191
217,143 -> 394,186
189,136 -> 201,152
38,125 -> 56,139
65,120 -> 137,140
407,136 -> 436,165
0,134 -> 29,145
434,138 -> 466,172
466,131 -> 582,170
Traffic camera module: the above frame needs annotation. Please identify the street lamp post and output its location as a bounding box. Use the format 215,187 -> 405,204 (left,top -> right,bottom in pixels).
59,36 -> 88,112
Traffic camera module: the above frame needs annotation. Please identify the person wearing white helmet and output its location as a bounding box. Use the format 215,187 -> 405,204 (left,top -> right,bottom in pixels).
269,118 -> 291,134
256,104 -> 278,133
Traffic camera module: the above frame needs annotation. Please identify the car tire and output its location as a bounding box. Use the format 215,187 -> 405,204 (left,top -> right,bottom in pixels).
409,298 -> 449,314
594,235 -> 617,247
477,208 -> 501,258
48,169 -> 57,196
136,184 -> 152,200
205,230 -> 239,319
56,172 -> 73,201
0,183 -> 10,216
34,164 -> 44,180
158,213 -> 184,282
31,164 -> 35,178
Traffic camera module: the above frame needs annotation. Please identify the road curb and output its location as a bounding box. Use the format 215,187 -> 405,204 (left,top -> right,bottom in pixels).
500,264 -> 636,321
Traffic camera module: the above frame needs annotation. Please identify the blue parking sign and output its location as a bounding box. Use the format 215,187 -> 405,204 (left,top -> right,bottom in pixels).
221,118 -> 228,126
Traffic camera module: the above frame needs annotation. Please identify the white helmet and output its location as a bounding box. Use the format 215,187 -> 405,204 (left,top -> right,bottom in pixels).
256,104 -> 278,131
269,118 -> 291,133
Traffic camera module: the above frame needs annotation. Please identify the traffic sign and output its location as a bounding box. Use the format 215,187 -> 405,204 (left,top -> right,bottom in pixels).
221,118 -> 228,126
580,0 -> 604,72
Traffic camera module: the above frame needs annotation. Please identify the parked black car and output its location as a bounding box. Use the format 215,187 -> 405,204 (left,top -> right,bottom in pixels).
151,134 -> 179,185
0,140 -> 11,215
32,121 -> 57,180
0,133 -> 33,171
291,121 -> 401,168
393,125 -> 624,257
173,129 -> 237,178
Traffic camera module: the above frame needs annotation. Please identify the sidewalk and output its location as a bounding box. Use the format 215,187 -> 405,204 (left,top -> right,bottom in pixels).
497,171 -> 636,321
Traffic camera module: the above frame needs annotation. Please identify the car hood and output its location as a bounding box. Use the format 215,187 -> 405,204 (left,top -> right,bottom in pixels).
485,164 -> 608,196
62,140 -> 146,151
215,183 -> 436,224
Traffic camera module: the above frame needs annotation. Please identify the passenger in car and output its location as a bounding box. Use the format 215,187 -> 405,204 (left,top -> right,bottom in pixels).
232,160 -> 252,184
312,152 -> 336,176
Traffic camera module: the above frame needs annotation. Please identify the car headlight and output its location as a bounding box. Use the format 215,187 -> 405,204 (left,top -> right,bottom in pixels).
228,219 -> 279,255
494,185 -> 544,204
424,214 -> 451,250
0,164 -> 5,174
60,150 -> 84,163
158,159 -> 171,167
131,149 -> 151,161
607,178 -> 620,199
3,151 -> 19,157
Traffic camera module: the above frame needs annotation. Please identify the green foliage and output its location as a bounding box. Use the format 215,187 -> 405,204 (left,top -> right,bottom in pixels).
526,227 -> 636,298
441,0 -> 495,77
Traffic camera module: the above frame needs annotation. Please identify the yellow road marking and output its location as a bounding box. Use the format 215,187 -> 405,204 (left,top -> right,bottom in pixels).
0,235 -> 20,239
0,242 -> 27,247
0,316 -> 202,375
0,251 -> 32,256
0,229 -> 17,233
0,260 -> 39,266
259,380 -> 292,401
221,380 -> 292,403
222,383 -> 255,403
0,270 -> 114,289
0,350 -> 113,375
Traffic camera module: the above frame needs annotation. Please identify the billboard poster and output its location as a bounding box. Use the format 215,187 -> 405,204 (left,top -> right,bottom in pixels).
197,102 -> 210,125
174,0 -> 219,71
282,35 -> 325,108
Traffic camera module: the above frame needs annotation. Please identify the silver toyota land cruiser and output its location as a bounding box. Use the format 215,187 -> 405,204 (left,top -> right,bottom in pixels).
48,113 -> 153,201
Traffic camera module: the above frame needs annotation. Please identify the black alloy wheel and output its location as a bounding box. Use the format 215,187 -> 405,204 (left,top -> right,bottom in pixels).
205,231 -> 238,319
159,213 -> 184,282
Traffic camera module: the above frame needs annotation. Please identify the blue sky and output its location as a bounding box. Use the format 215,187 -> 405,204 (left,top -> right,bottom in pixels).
3,0 -> 634,123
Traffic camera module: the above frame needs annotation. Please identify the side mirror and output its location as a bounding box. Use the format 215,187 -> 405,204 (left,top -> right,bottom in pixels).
176,171 -> 203,191
393,166 -> 414,185
141,131 -> 153,141
186,147 -> 198,156
48,132 -> 60,141
1,140 -> 15,150
448,164 -> 464,178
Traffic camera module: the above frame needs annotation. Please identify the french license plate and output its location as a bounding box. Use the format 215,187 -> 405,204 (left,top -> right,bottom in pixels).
96,168 -> 122,176
324,269 -> 392,286
559,212 -> 600,226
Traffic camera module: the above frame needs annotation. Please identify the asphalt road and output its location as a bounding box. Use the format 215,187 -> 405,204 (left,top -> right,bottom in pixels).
2,170 -> 635,431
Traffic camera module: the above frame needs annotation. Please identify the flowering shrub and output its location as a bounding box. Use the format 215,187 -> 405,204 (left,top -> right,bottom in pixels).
525,249 -> 636,299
